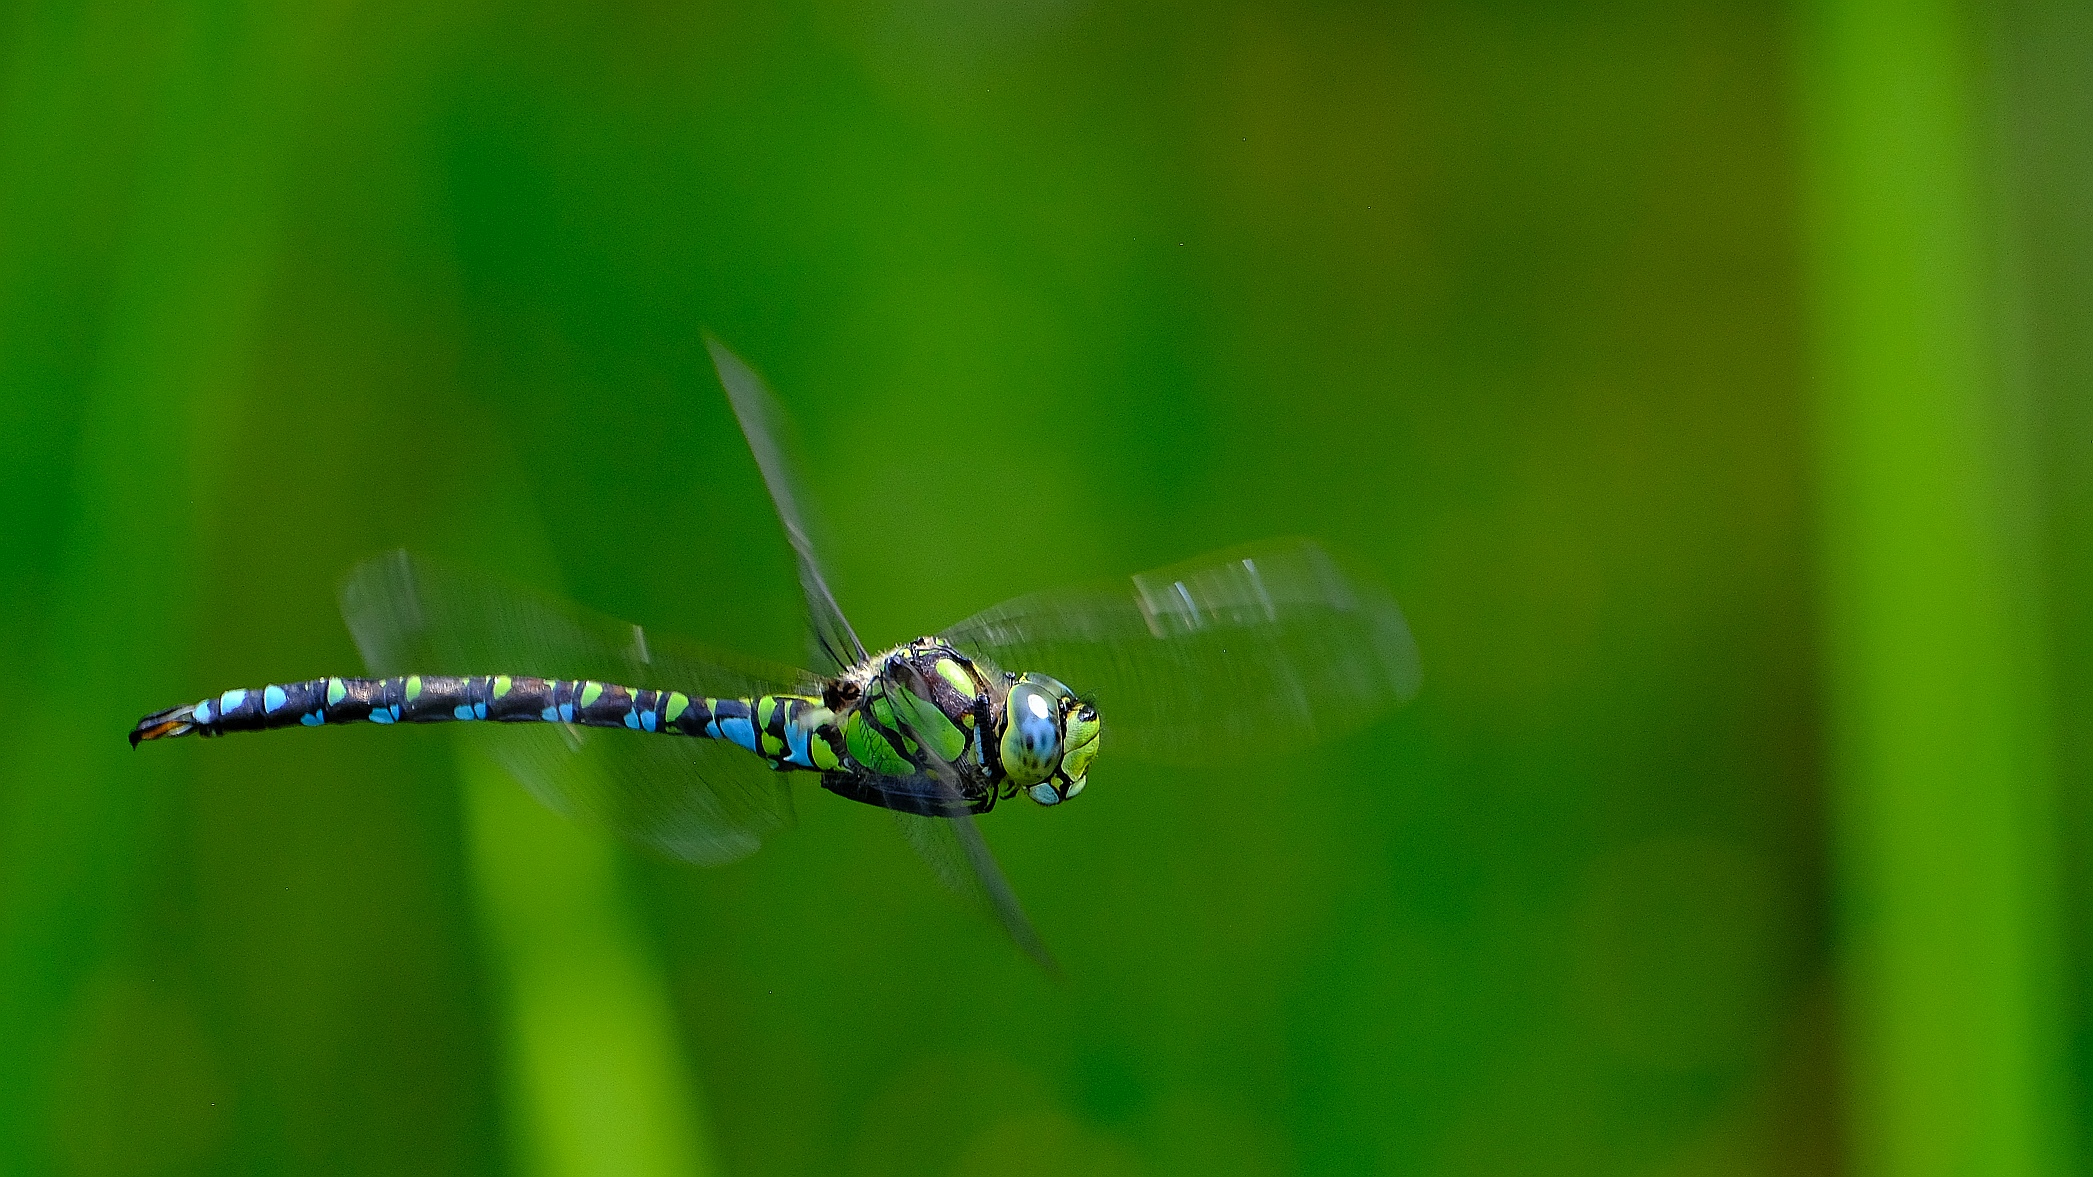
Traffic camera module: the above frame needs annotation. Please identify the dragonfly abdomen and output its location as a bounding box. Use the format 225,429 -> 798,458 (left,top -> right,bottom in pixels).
131,676 -> 842,771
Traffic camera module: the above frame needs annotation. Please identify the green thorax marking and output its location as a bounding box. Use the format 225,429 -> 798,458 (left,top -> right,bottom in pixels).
831,637 -> 1006,784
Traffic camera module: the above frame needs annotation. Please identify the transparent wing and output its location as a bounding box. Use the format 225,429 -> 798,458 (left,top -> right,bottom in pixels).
706,335 -> 1051,967
895,806 -> 1058,976
941,538 -> 1421,763
339,550 -> 817,866
707,335 -> 868,672
877,658 -> 1057,975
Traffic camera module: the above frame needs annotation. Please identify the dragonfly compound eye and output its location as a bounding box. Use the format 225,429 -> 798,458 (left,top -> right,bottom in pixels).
1001,679 -> 1066,787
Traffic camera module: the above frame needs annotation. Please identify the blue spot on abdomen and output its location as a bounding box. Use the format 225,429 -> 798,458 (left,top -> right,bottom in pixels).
264,685 -> 287,713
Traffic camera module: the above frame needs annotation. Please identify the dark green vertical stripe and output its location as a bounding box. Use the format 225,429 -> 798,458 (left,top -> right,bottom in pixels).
1797,0 -> 2070,1173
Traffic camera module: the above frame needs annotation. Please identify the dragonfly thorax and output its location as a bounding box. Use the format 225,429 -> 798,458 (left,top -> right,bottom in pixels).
830,638 -> 1097,810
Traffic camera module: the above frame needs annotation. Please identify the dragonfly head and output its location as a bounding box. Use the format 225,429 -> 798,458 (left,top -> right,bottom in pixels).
1000,673 -> 1100,806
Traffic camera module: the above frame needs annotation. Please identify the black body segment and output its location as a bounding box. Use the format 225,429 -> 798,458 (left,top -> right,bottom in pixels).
126,673 -> 847,767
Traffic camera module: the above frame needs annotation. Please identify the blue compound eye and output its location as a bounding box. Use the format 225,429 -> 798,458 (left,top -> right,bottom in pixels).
1000,680 -> 1065,787
1029,783 -> 1062,806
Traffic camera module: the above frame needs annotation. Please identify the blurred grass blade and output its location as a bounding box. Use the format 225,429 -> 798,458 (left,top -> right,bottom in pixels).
1797,0 -> 2071,1172
460,746 -> 717,1177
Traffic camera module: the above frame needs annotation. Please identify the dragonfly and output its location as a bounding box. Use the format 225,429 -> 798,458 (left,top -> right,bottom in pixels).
130,337 -> 1422,969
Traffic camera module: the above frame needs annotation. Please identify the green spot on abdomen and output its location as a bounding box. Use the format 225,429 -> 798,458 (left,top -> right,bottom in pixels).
756,697 -> 781,756
666,692 -> 690,722
579,681 -> 604,708
809,721 -> 843,770
493,675 -> 512,698
326,678 -> 347,706
405,675 -> 422,701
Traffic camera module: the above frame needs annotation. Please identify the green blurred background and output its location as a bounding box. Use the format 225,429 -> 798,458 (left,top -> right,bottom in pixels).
2,0 -> 2087,1173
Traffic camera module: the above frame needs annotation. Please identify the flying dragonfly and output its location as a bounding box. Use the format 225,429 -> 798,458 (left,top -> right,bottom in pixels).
130,337 -> 1422,969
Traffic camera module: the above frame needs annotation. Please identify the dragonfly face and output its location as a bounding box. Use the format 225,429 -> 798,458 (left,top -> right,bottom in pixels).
1000,673 -> 1100,806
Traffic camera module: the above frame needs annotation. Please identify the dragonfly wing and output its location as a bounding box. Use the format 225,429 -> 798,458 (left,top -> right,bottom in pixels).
480,725 -> 789,867
941,537 -> 1421,763
339,550 -> 813,865
893,806 -> 1058,976
880,654 -> 1059,972
706,340 -> 1052,967
707,335 -> 869,671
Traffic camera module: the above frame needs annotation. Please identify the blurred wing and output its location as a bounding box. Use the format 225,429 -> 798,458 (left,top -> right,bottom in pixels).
340,550 -> 816,865
894,806 -> 1057,976
877,673 -> 1057,975
707,335 -> 868,672
707,337 -> 1052,967
942,538 -> 1421,763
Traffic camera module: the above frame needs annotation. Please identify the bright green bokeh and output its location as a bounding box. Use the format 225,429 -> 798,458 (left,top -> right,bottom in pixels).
1,0 -> 2085,1174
